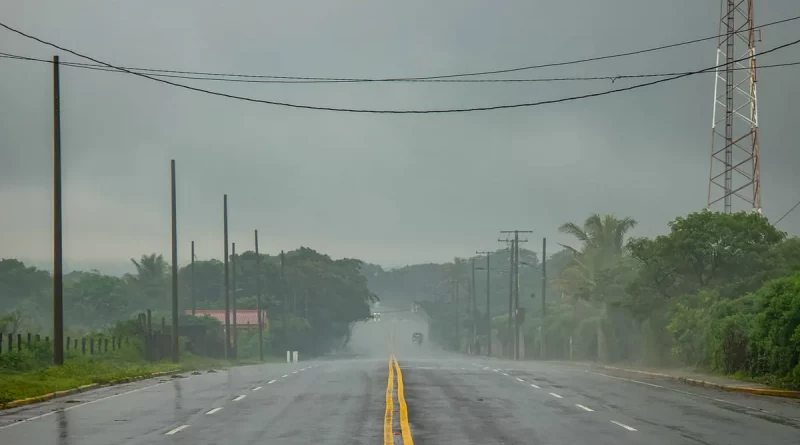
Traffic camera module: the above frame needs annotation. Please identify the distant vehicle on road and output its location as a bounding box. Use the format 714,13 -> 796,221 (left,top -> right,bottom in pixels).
412,332 -> 423,345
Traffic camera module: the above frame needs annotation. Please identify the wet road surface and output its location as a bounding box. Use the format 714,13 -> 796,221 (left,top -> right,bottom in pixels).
2,316 -> 800,444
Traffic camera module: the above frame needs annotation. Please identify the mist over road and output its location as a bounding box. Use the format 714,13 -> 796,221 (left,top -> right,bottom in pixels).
2,307 -> 799,445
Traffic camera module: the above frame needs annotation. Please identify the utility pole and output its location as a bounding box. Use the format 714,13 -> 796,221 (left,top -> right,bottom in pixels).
231,242 -> 238,357
477,251 -> 492,357
255,230 -> 263,361
471,258 -> 477,353
191,241 -> 196,316
501,230 -> 531,360
52,55 -> 64,366
223,195 -> 230,359
541,237 -> 547,359
170,159 -> 179,363
454,279 -> 460,352
281,250 -> 287,348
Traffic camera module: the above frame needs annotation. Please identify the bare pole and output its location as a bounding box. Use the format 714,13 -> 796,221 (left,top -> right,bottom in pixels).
541,237 -> 547,359
223,195 -> 230,359
477,251 -> 492,357
170,159 -> 179,363
52,55 -> 64,366
281,250 -> 287,348
191,241 -> 195,316
232,242 -> 238,357
255,230 -> 263,361
514,232 -> 520,360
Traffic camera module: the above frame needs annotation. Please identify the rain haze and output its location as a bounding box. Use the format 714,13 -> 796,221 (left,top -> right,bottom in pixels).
2,0 -> 799,273
3,3 -> 800,445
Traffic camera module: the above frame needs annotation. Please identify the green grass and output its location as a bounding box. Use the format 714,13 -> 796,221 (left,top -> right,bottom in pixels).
0,352 -> 284,406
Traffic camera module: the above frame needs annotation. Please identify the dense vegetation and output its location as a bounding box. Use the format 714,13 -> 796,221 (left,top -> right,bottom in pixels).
0,247 -> 377,359
365,211 -> 800,388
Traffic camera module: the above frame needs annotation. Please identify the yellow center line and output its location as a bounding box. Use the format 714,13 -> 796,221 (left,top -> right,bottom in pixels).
393,355 -> 414,445
384,354 -> 395,445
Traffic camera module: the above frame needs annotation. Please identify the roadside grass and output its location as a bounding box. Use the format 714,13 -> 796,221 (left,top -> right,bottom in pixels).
0,349 -> 283,406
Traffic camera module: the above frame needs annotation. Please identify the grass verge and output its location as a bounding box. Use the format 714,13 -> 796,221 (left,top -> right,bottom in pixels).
0,353 -> 282,406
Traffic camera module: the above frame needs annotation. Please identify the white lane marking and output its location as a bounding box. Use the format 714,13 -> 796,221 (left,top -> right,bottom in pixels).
282,374 -> 289,378
253,386 -> 262,391
291,371 -> 298,374
233,395 -> 246,401
0,378 -> 177,430
576,404 -> 594,412
502,373 -> 509,376
461,367 -> 466,370
584,369 -> 779,414
205,407 -> 223,415
166,425 -> 189,435
549,392 -> 563,399
267,379 -> 277,384
530,383 -> 541,389
611,420 -> 637,431
515,377 -> 524,382
483,367 -> 490,370
492,369 -> 499,372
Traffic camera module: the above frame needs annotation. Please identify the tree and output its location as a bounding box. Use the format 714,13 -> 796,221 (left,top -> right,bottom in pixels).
555,214 -> 638,362
125,254 -> 170,311
627,211 -> 785,304
64,270 -> 130,329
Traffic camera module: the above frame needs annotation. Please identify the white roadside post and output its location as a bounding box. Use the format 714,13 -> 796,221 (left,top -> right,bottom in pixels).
293,351 -> 299,362
286,350 -> 291,363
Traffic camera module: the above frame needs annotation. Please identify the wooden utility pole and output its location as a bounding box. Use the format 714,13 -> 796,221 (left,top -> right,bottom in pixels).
477,251 -> 492,356
191,241 -> 196,316
232,242 -> 238,357
223,195 -> 230,359
170,159 -> 179,363
53,55 -> 64,366
281,250 -> 287,348
500,230 -> 531,360
541,237 -> 547,358
454,279 -> 459,351
255,230 -> 263,361
471,258 -> 477,353
507,240 -> 514,358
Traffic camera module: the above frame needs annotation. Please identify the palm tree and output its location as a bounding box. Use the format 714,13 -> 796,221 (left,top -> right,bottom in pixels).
556,214 -> 637,362
126,254 -> 169,310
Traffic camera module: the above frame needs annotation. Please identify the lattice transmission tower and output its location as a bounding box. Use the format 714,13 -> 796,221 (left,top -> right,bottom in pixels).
707,0 -> 761,214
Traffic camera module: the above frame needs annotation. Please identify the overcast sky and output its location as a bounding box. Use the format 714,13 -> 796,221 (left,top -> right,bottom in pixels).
1,0 -> 799,274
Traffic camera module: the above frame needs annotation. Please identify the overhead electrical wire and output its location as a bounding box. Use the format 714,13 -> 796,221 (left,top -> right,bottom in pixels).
1,15 -> 799,83
0,20 -> 799,113
774,199 -> 800,226
2,51 -> 800,84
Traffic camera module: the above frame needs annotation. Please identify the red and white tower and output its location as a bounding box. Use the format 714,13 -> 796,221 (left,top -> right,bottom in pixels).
707,0 -> 761,214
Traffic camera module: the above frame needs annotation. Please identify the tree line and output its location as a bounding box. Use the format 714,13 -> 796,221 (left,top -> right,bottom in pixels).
0,247 -> 377,357
364,211 -> 800,388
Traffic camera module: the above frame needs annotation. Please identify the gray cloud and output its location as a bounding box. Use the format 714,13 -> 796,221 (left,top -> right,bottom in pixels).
1,0 -> 799,272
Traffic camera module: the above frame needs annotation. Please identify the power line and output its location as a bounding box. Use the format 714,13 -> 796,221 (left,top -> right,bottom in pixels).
774,199 -> 800,226
2,51 -> 799,84
1,20 -> 798,114
1,15 -> 798,82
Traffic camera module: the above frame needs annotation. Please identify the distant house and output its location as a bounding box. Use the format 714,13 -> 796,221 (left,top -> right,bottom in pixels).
188,309 -> 268,332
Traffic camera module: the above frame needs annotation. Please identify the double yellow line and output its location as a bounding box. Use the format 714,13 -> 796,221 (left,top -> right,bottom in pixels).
384,354 -> 413,445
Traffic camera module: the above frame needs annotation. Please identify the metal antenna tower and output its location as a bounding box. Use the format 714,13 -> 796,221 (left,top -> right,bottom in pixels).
707,0 -> 761,214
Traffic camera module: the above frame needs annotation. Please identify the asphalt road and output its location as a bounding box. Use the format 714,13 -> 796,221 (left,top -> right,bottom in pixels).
2,312 -> 800,445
